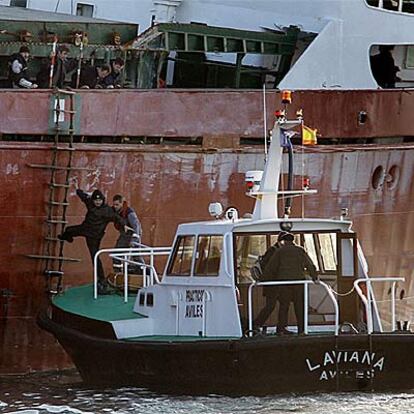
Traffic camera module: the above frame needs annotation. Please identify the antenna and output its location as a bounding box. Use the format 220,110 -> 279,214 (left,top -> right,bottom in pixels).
263,83 -> 268,158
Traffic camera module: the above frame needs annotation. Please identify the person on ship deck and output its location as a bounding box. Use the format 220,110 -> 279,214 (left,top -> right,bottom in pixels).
100,58 -> 125,89
58,178 -> 127,294
36,45 -> 78,88
71,63 -> 111,89
7,46 -> 38,89
256,232 -> 319,335
111,194 -> 143,272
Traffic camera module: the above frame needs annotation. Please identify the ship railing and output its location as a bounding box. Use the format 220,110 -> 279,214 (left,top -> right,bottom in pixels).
94,245 -> 172,301
354,277 -> 405,334
247,280 -> 339,336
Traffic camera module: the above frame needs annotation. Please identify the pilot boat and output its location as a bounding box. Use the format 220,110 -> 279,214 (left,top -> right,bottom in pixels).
38,95 -> 413,395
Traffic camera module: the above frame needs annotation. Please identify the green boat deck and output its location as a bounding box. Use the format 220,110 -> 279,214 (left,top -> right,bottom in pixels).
53,284 -> 145,322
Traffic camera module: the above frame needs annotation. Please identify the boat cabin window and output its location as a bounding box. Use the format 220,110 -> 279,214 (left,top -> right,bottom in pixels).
167,235 -> 195,276
194,235 -> 223,277
366,0 -> 414,13
235,231 -> 339,284
303,233 -> 320,271
319,233 -> 337,272
236,234 -> 267,283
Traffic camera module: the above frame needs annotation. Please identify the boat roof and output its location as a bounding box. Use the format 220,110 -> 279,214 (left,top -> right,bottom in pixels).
176,217 -> 353,234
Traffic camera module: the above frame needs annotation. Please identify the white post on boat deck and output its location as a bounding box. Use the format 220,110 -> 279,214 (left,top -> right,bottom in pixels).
124,254 -> 129,303
202,291 -> 211,337
93,252 -> 98,299
175,291 -> 182,335
303,283 -> 309,335
247,282 -> 255,334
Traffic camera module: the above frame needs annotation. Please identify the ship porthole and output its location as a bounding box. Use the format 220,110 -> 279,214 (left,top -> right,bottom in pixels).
386,165 -> 400,190
372,166 -> 385,190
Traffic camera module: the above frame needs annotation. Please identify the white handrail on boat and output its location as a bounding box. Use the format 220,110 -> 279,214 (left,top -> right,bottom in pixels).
202,290 -> 212,337
354,277 -> 405,334
223,232 -> 233,279
93,246 -> 172,301
247,280 -> 339,336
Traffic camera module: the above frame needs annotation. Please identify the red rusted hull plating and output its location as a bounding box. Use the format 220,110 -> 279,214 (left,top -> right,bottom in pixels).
1,89 -> 414,139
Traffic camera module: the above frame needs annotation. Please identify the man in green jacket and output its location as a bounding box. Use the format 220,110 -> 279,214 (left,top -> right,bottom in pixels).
261,232 -> 318,335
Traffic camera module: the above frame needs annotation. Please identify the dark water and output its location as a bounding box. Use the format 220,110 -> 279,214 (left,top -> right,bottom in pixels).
1,371 -> 414,414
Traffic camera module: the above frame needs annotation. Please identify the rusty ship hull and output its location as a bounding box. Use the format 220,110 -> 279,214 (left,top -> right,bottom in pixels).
0,89 -> 413,374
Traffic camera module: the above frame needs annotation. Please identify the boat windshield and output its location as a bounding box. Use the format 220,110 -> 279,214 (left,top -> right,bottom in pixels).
236,231 -> 338,284
167,235 -> 195,276
166,234 -> 223,277
194,235 -> 223,276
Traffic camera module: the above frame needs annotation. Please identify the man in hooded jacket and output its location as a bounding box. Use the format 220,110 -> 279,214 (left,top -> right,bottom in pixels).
58,178 -> 126,293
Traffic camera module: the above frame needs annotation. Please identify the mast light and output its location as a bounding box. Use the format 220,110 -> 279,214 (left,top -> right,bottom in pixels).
281,90 -> 292,104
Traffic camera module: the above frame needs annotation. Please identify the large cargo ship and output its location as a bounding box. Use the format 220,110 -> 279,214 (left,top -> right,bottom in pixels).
0,0 -> 414,375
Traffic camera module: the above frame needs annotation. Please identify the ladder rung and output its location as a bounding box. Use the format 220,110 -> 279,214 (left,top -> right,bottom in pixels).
28,164 -> 93,171
46,219 -> 68,224
55,88 -> 76,96
49,183 -> 70,188
53,109 -> 76,114
45,270 -> 64,276
49,201 -> 70,206
45,237 -> 61,242
26,254 -> 80,262
53,147 -> 75,151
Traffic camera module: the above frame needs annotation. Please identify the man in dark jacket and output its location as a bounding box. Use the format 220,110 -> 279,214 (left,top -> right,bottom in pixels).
254,231 -> 287,328
58,178 -> 126,294
36,45 -> 77,88
260,232 -> 318,335
71,64 -> 111,89
8,46 -> 38,89
99,58 -> 125,88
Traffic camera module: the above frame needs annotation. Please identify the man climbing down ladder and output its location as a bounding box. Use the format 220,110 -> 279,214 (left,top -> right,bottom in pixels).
58,177 -> 127,294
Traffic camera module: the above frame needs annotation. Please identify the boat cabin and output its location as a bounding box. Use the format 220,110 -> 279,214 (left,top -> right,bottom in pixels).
129,216 -> 381,339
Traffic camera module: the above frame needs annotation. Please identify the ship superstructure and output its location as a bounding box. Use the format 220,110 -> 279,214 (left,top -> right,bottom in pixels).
3,0 -> 414,88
